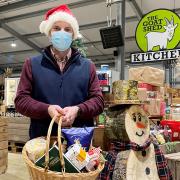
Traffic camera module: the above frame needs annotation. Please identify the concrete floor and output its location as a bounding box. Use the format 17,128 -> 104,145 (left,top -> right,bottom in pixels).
0,153 -> 30,180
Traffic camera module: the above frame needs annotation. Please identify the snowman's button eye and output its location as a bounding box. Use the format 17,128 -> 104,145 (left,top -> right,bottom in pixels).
138,115 -> 141,121
133,114 -> 136,122
145,167 -> 150,175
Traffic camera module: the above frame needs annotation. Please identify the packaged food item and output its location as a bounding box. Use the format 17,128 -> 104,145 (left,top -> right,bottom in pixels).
62,127 -> 94,151
151,126 -> 166,145
26,137 -> 46,162
138,83 -> 154,91
160,101 -> 166,117
86,160 -> 97,171
147,91 -> 158,99
65,142 -> 90,171
35,145 -> 80,173
137,88 -> 147,101
156,133 -> 166,144
86,147 -> 101,171
163,125 -> 171,142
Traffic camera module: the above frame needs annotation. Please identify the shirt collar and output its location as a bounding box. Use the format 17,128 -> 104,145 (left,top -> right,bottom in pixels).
50,47 -> 72,62
67,48 -> 72,60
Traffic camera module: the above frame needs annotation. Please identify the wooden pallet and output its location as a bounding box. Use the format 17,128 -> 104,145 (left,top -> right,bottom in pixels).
8,141 -> 25,153
0,118 -> 8,174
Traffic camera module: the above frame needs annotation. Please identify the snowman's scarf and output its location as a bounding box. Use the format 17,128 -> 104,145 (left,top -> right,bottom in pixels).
99,138 -> 173,180
111,138 -> 152,152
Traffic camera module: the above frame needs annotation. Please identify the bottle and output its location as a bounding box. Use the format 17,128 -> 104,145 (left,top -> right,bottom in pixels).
165,106 -> 171,120
163,125 -> 171,142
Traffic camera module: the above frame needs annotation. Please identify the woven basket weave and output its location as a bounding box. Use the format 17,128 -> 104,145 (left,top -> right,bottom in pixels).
22,116 -> 104,180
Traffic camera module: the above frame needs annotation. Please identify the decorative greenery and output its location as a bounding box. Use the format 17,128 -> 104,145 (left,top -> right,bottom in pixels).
72,37 -> 87,57
165,142 -> 177,154
4,67 -> 13,77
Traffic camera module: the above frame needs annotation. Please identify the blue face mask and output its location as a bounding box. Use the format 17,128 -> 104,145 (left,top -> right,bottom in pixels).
51,31 -> 73,51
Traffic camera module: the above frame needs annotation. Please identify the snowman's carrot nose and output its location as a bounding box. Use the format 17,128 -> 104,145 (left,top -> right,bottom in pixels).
136,122 -> 146,129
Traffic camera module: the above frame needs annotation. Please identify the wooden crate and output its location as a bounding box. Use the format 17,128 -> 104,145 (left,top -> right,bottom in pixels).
165,152 -> 180,180
8,117 -> 30,143
92,127 -> 110,151
93,127 -> 105,149
0,116 -> 30,143
0,118 -> 8,174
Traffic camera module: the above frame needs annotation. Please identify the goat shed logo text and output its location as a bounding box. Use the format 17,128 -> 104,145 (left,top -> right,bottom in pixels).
136,9 -> 180,52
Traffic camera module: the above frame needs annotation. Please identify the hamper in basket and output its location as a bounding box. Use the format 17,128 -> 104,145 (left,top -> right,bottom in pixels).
22,116 -> 104,180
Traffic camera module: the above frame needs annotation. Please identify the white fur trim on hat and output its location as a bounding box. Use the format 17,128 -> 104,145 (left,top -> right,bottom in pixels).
39,11 -> 79,39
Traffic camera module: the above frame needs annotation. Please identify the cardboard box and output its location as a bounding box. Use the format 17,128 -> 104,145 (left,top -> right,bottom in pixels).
147,98 -> 161,116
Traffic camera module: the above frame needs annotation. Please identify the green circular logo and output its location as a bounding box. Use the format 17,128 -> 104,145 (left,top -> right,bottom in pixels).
136,9 -> 180,52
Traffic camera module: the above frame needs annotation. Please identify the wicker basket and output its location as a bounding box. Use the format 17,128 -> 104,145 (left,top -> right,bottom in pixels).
22,116 -> 104,180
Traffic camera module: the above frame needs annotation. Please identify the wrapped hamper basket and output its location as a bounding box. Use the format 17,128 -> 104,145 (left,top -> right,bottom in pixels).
129,66 -> 165,86
22,116 -> 104,180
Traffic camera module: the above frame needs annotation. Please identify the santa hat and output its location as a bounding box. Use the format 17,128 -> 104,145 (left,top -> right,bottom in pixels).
39,4 -> 79,39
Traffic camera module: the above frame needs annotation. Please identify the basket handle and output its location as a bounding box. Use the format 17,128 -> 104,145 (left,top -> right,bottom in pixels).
45,115 -> 65,173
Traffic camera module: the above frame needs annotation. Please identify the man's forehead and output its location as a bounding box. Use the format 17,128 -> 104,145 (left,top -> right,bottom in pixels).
53,21 -> 72,27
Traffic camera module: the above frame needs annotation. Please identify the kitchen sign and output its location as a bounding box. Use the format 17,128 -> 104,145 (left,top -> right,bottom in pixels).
131,9 -> 180,63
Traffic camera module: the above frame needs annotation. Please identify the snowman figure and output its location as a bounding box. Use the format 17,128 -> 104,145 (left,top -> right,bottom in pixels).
100,105 -> 172,180
118,105 -> 159,180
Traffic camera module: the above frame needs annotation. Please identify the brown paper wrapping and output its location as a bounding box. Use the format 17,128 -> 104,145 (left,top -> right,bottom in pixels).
129,66 -> 164,87
147,98 -> 161,116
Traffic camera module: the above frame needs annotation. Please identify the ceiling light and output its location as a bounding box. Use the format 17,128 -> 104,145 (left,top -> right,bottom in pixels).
11,41 -> 16,47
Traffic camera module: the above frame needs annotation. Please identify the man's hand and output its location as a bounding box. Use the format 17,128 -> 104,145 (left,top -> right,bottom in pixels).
62,106 -> 79,126
48,105 -> 64,123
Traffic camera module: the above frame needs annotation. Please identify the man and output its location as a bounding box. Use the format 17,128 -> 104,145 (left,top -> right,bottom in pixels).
15,4 -> 104,139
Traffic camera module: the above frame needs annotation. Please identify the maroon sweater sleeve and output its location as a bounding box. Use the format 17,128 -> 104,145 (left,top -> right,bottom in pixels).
14,59 -> 50,119
78,62 -> 104,118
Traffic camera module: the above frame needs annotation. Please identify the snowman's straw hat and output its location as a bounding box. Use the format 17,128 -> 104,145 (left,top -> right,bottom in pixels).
110,80 -> 142,107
